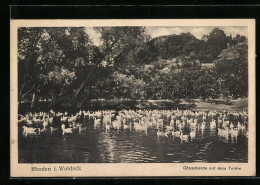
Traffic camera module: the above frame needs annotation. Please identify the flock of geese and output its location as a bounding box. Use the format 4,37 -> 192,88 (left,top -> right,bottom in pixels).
18,109 -> 248,143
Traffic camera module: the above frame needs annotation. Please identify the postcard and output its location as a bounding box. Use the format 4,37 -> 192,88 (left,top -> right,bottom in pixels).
10,19 -> 255,177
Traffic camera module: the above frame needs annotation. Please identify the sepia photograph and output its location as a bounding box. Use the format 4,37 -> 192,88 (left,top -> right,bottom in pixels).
10,19 -> 255,177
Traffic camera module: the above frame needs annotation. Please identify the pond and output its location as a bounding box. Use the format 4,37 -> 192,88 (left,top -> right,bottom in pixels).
18,110 -> 248,163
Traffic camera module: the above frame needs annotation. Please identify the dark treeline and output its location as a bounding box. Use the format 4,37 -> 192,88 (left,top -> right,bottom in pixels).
18,27 -> 248,111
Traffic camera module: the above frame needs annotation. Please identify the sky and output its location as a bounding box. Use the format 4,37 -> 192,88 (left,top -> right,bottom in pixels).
85,26 -> 248,46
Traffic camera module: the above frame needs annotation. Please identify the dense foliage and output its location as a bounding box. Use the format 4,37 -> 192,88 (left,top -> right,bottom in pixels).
18,27 -> 248,109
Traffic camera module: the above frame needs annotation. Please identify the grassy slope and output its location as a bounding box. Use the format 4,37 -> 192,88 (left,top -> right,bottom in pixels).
19,98 -> 248,113
191,99 -> 248,112
146,99 -> 248,112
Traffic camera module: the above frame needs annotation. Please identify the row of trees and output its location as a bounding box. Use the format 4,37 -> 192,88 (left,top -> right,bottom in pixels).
18,27 -> 248,109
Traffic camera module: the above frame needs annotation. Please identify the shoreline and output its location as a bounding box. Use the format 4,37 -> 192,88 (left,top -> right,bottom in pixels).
18,98 -> 248,114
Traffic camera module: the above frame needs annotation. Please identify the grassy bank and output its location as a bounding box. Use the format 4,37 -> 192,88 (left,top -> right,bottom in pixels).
19,98 -> 248,114
144,98 -> 247,111
186,99 -> 248,111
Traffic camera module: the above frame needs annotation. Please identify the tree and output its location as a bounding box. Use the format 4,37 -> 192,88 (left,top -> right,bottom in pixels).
18,28 -> 44,105
214,41 -> 248,98
95,27 -> 150,70
18,27 -> 101,108
198,28 -> 228,63
18,26 -> 248,111
83,27 -> 151,101
110,72 -> 147,100
147,32 -> 202,61
18,28 -> 69,108
48,27 -> 103,108
234,34 -> 247,43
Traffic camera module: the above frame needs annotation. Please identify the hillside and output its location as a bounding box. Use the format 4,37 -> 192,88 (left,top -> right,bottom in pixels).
147,32 -> 203,63
145,28 -> 247,65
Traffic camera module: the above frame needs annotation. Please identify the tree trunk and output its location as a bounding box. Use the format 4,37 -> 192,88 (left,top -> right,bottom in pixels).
74,70 -> 93,99
49,91 -> 57,108
31,93 -> 37,109
76,95 -> 89,109
20,83 -> 36,103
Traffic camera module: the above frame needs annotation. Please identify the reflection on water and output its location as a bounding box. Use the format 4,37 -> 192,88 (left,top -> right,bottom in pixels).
18,116 -> 248,163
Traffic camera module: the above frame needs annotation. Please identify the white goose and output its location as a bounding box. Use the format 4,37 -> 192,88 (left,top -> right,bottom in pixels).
170,119 -> 174,127
94,117 -> 101,126
61,115 -> 68,123
238,122 -> 246,131
103,115 -> 112,125
134,122 -> 147,132
210,119 -> 216,129
68,115 -> 78,123
48,116 -> 53,125
172,130 -> 181,137
230,127 -> 238,138
61,124 -> 73,134
166,125 -> 173,131
105,123 -> 112,132
218,128 -> 229,140
201,121 -> 206,130
50,126 -> 58,133
42,119 -> 48,130
33,117 -> 44,125
189,130 -> 196,140
180,132 -> 189,142
22,126 -> 40,135
112,119 -> 121,130
123,120 -> 130,130
157,129 -> 168,137
26,118 -> 33,125
189,120 -> 197,128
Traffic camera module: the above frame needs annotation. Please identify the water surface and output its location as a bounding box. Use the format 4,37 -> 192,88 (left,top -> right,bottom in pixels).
18,123 -> 248,163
